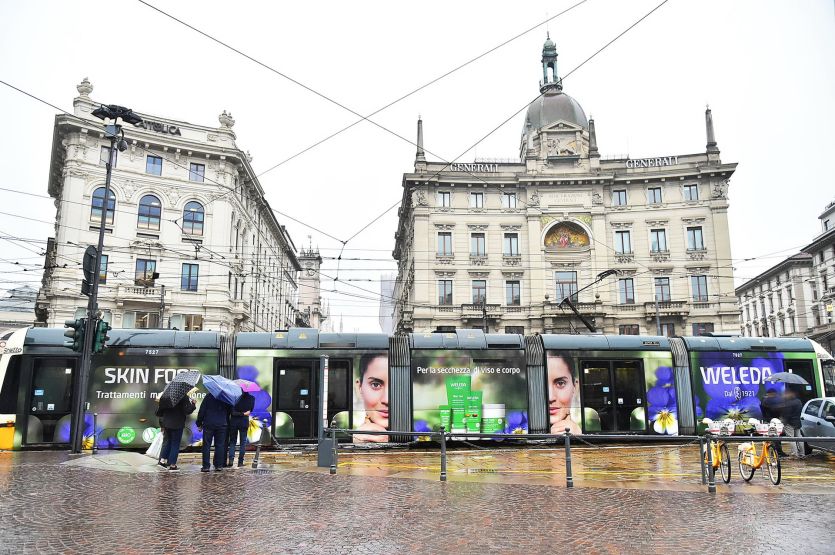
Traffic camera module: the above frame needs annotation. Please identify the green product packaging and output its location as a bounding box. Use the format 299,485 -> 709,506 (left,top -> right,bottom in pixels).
466,391 -> 483,434
445,374 -> 471,410
481,403 -> 506,435
438,405 -> 451,431
452,408 -> 467,429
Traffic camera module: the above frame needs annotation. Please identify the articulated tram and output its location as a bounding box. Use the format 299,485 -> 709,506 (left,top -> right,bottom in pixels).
0,327 -> 830,450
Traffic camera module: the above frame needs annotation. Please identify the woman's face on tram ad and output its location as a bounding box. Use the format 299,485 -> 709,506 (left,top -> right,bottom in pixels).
548,354 -> 581,435
356,354 -> 389,430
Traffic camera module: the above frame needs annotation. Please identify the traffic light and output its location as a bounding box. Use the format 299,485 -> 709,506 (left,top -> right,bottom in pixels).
63,318 -> 86,352
93,319 -> 111,354
81,245 -> 97,297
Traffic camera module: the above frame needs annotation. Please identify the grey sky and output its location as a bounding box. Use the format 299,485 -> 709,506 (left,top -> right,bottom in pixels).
1,0 -> 833,331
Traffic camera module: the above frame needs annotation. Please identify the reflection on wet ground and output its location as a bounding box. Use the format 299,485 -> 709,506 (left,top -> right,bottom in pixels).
69,441 -> 835,494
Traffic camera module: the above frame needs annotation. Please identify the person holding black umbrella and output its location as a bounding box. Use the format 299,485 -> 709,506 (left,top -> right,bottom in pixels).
781,388 -> 804,458
159,393 -> 196,472
197,394 -> 232,472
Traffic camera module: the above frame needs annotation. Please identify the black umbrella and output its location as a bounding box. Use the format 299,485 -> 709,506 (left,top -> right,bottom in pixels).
765,372 -> 809,385
158,370 -> 201,408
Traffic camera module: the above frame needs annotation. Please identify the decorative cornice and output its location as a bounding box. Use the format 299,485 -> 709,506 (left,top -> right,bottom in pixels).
467,224 -> 489,231
610,221 -> 632,229
434,223 -> 455,230
468,271 -> 489,278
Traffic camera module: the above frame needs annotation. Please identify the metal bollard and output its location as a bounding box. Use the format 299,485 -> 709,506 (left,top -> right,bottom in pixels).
705,434 -> 716,494
698,436 -> 706,485
329,427 -> 337,475
92,413 -> 98,454
564,427 -> 574,488
439,426 -> 447,482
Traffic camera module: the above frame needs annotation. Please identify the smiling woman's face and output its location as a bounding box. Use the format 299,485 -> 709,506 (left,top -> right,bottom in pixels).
358,356 -> 389,428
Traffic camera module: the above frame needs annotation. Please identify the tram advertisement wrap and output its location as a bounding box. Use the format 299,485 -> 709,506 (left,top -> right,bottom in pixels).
690,351 -> 818,431
411,350 -> 528,437
546,350 -> 677,435
69,350 -> 219,449
351,352 -> 390,443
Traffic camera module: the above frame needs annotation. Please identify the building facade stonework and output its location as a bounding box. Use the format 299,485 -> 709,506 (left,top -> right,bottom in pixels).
36,78 -> 302,333
392,38 -> 739,336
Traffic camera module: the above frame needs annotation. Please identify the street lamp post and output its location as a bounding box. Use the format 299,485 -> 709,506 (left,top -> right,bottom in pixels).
70,105 -> 142,453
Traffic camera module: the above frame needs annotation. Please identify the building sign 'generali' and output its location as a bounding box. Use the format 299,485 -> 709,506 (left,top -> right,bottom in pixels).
449,163 -> 499,173
135,120 -> 182,136
625,156 -> 678,169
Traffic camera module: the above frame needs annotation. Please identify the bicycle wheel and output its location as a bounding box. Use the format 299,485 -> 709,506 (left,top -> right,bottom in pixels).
719,443 -> 731,484
738,451 -> 755,482
765,443 -> 781,485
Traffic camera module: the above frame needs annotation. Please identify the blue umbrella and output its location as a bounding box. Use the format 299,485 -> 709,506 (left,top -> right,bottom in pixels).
202,375 -> 243,406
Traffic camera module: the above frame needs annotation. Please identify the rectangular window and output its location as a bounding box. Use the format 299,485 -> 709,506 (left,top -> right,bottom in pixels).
470,233 -> 486,256
471,280 -> 486,304
438,280 -> 453,305
184,314 -> 203,331
503,233 -> 519,256
438,191 -> 451,208
469,192 -> 484,208
687,226 -> 705,250
181,263 -> 199,292
615,230 -> 632,254
135,311 -> 160,329
505,281 -> 521,306
555,271 -> 578,303
189,163 -> 205,183
99,146 -> 116,167
655,277 -> 671,302
647,187 -> 662,204
660,323 -> 675,337
619,324 -> 640,335
134,259 -> 157,286
691,275 -> 709,302
692,322 -> 714,336
437,232 -> 452,256
650,229 -> 667,252
99,254 -> 108,285
505,326 -> 524,334
683,184 -> 699,201
501,192 -> 517,209
145,155 -> 162,176
618,278 -> 635,304
613,190 -> 627,206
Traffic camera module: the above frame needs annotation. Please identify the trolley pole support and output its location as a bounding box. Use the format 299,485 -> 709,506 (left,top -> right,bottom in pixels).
698,436 -> 707,485
705,434 -> 716,494
564,428 -> 574,488
91,413 -> 98,454
329,427 -> 338,475
439,427 -> 447,482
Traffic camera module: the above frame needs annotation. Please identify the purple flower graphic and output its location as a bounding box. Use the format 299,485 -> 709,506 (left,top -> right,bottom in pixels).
413,420 -> 431,433
235,364 -> 272,429
706,395 -> 761,421
56,414 -> 117,449
503,411 -> 528,434
648,367 -> 678,435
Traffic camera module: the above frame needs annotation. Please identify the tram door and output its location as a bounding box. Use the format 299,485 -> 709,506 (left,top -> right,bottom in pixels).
25,358 -> 75,444
783,359 -> 816,404
581,360 -> 646,433
274,359 -> 352,439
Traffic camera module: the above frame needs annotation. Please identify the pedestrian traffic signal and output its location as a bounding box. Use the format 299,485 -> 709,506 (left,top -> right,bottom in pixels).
93,319 -> 111,354
63,318 -> 86,352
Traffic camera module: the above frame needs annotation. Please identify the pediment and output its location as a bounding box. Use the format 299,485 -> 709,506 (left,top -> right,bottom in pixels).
541,120 -> 584,133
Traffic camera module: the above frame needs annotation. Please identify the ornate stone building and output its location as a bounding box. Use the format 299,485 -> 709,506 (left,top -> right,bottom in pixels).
392,37 -> 739,336
36,78 -> 302,332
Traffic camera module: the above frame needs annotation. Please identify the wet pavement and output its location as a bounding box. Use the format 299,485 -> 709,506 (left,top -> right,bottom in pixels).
1,444 -> 834,554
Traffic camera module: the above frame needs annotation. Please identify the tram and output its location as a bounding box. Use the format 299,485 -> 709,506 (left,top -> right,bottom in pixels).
0,327 -> 827,450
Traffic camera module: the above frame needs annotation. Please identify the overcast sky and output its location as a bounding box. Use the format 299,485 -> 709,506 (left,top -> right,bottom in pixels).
1,0 -> 833,332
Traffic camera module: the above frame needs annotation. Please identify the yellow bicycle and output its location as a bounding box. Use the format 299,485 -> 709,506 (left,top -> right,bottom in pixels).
702,418 -> 733,483
737,418 -> 782,486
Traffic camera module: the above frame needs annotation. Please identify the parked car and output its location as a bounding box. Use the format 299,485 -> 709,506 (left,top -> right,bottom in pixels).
800,397 -> 835,454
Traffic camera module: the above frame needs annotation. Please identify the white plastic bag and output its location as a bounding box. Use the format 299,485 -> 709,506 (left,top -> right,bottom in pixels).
145,429 -> 164,460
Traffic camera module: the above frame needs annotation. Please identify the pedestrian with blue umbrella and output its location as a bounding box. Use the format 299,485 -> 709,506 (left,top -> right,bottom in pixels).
197,375 -> 241,472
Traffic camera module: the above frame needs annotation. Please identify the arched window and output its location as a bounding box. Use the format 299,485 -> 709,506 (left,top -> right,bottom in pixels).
137,194 -> 162,230
90,187 -> 116,225
544,222 -> 590,249
182,201 -> 204,235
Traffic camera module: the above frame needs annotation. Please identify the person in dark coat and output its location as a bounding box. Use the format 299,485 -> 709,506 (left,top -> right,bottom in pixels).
227,392 -> 255,469
780,389 -> 804,458
197,394 -> 231,472
159,395 -> 196,472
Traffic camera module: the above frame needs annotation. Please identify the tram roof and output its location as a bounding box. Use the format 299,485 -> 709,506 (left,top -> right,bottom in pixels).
540,334 -> 671,351
24,328 -> 223,349
681,335 -> 814,352
236,329 -> 389,349
410,329 -> 524,350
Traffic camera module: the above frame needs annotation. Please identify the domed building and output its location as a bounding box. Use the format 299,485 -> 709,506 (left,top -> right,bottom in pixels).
393,36 -> 739,340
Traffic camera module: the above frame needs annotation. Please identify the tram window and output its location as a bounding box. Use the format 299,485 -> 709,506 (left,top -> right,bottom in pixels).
0,356 -> 21,413
327,360 -> 350,416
